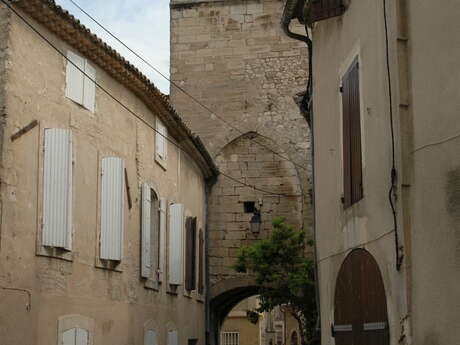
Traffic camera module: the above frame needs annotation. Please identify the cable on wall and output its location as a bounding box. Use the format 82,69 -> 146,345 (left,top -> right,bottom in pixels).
0,0 -> 304,199
383,0 -> 403,271
64,0 -> 309,172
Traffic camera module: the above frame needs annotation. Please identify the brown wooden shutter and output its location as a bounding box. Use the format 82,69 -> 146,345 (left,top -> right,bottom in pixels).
342,58 -> 362,208
185,217 -> 197,291
198,229 -> 204,294
308,0 -> 345,24
185,217 -> 193,290
191,217 -> 197,289
349,61 -> 363,204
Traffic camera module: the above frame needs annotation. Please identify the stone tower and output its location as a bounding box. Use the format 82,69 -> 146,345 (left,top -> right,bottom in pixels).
169,0 -> 311,341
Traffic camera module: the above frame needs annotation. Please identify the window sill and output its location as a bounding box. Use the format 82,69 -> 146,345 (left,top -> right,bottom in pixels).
95,258 -> 122,272
144,279 -> 160,291
155,155 -> 167,171
36,246 -> 73,262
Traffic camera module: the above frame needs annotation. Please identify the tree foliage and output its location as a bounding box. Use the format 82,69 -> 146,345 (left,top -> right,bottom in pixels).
233,217 -> 317,345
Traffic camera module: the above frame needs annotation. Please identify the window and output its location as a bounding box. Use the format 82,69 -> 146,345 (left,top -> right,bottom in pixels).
100,157 -> 125,261
141,184 -> 165,285
185,217 -> 197,291
168,204 -> 184,285
341,58 -> 363,208
221,332 -> 239,345
65,51 -> 96,112
144,330 -> 158,345
63,328 -> 88,345
243,201 -> 255,213
42,128 -> 73,250
168,330 -> 178,345
155,118 -> 167,162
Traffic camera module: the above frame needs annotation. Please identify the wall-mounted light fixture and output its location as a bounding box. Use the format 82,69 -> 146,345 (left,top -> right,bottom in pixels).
250,207 -> 262,234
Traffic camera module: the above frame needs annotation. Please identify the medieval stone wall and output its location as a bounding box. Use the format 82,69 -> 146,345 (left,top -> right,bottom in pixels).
170,0 -> 312,287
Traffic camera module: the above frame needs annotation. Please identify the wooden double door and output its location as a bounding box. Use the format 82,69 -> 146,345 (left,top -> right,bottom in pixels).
333,249 -> 390,345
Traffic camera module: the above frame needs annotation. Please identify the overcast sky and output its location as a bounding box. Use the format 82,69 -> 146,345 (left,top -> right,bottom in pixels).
55,0 -> 171,94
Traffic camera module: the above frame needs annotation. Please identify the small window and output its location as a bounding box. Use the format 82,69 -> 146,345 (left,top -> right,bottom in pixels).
168,330 -> 178,345
144,330 -> 158,345
65,51 -> 96,112
63,328 -> 88,345
221,332 -> 239,345
243,201 -> 255,213
155,118 -> 168,162
188,339 -> 198,345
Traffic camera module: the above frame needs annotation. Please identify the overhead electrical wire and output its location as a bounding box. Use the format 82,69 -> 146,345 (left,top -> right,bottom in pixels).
1,0 -> 303,198
64,0 -> 309,172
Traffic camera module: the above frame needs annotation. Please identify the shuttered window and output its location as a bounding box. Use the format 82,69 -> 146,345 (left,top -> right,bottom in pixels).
159,198 -> 167,282
144,330 -> 158,345
307,0 -> 345,24
168,204 -> 184,285
168,330 -> 178,345
141,183 -> 160,281
42,128 -> 72,250
65,51 -> 96,112
198,229 -> 204,294
155,119 -> 167,160
342,58 -> 363,208
185,217 -> 197,291
100,157 -> 124,261
63,328 -> 88,345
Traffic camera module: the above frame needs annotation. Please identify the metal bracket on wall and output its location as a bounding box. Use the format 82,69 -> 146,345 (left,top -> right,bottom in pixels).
10,120 -> 38,141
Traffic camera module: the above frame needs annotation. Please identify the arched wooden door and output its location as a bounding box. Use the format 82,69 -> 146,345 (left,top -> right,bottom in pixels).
333,249 -> 389,345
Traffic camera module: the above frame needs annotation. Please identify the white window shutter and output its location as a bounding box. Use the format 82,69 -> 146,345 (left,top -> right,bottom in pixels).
43,128 -> 72,250
144,330 -> 158,345
75,329 -> 88,345
100,157 -> 124,261
83,60 -> 96,112
168,330 -> 178,345
141,183 -> 152,278
156,119 -> 167,160
158,198 -> 167,282
63,329 -> 75,345
168,203 -> 184,285
65,51 -> 84,105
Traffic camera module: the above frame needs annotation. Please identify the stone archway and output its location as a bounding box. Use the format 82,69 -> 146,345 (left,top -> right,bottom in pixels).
206,132 -> 307,345
208,277 -> 260,345
207,132 -> 305,288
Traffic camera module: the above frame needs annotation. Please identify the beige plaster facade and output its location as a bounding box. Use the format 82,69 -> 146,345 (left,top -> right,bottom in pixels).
296,0 -> 460,344
169,0 -> 312,310
0,2 -> 216,345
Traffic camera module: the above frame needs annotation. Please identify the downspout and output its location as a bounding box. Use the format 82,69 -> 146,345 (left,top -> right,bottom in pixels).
281,3 -> 320,343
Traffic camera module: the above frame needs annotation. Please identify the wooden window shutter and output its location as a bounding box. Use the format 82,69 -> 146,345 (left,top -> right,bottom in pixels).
308,0 -> 345,24
141,183 -> 152,278
198,229 -> 204,294
63,328 -> 88,345
151,198 -> 160,281
65,51 -> 85,105
144,330 -> 158,345
185,217 -> 197,291
158,198 -> 167,282
100,157 -> 124,260
168,204 -> 184,285
185,217 -> 193,290
83,60 -> 96,112
191,218 -> 197,289
42,128 -> 73,250
342,58 -> 363,208
168,330 -> 178,345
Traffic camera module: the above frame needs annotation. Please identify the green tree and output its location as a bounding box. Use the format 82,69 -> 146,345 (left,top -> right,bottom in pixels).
233,217 -> 318,345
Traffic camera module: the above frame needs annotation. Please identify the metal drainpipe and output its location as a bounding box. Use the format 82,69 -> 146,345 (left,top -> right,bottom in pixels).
281,17 -> 321,342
